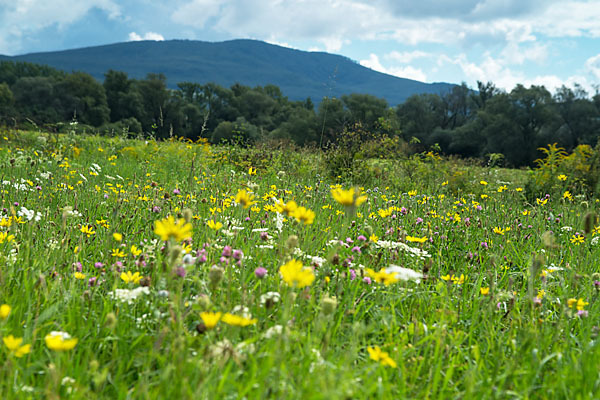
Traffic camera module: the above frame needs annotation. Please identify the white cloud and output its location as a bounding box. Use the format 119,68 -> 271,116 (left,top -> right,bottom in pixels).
385,50 -> 431,64
360,53 -> 427,82
128,32 -> 165,41
585,54 -> 600,80
0,0 -> 121,53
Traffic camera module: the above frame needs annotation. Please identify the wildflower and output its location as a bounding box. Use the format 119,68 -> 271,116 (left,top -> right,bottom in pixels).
567,298 -> 589,311
493,227 -> 505,235
200,311 -> 222,329
154,216 -> 193,242
80,225 -> 95,237
367,346 -> 397,368
292,206 -> 315,225
480,180 -> 488,185
275,200 -> 298,216
3,335 -> 31,357
369,234 -> 379,243
112,248 -> 126,258
113,232 -> 123,241
480,287 -> 490,295
235,189 -> 257,209
536,198 -> 548,206
254,267 -> 268,279
386,265 -> 423,283
221,313 -> 258,327
570,234 -> 584,245
207,220 -> 223,231
522,210 -> 530,216
130,245 -> 142,256
74,272 -> 86,280
279,259 -> 315,288
45,332 -> 78,351
558,174 -> 567,181
406,235 -> 428,243
366,268 -> 399,285
248,167 -> 256,175
0,232 -> 15,243
121,271 -> 142,284
331,187 -> 367,207
563,191 -> 573,201
0,304 -> 11,319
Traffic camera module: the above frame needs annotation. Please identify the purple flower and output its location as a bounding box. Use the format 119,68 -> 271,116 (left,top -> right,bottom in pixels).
363,277 -> 372,284
400,207 -> 408,215
232,249 -> 243,261
577,309 -> 589,317
594,281 -> 600,290
173,188 -> 181,195
88,277 -> 98,287
260,231 -> 269,241
94,262 -> 104,269
222,245 -> 232,257
357,235 -> 367,242
175,266 -> 186,277
73,262 -> 83,272
351,246 -> 361,253
480,241 -> 489,249
152,206 -> 161,213
416,217 -> 423,224
349,269 -> 356,280
254,267 -> 268,279
346,237 -> 354,244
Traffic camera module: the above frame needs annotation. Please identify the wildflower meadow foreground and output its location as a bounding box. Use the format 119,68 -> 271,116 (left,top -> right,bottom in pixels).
2,131 -> 600,399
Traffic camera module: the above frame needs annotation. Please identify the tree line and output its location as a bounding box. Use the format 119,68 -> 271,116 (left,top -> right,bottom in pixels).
0,61 -> 599,167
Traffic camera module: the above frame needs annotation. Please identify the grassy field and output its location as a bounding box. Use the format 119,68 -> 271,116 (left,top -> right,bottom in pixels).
1,130 -> 599,399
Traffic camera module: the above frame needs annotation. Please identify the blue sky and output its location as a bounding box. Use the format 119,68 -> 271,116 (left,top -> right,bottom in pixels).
1,0 -> 599,94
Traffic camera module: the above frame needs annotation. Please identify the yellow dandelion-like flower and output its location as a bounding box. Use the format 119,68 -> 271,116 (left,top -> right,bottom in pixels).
0,304 -> 11,319
200,311 -> 222,329
365,268 -> 399,286
331,187 -> 367,207
120,271 -> 142,284
80,225 -> 95,237
221,313 -> 258,327
207,220 -> 223,231
235,189 -> 257,209
154,216 -> 192,242
406,235 -> 428,243
292,206 -> 315,225
275,200 -> 298,216
279,259 -> 315,288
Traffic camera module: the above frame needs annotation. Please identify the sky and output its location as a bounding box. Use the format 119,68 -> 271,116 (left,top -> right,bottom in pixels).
1,0 -> 599,95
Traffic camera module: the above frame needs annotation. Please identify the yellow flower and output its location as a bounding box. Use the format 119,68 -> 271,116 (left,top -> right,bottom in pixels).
516,187 -> 523,192
121,271 -> 142,284
221,313 -> 258,327
452,274 -> 465,285
275,200 -> 298,216
331,187 -> 367,207
0,231 -> 15,243
279,259 -> 315,288
563,191 -> 573,201
113,232 -> 123,241
568,298 -> 588,311
369,234 -> 379,243
112,248 -> 126,258
200,311 -> 222,329
480,287 -> 490,295
44,332 -> 78,351
3,335 -> 31,357
493,227 -> 505,235
567,298 -> 577,308
536,198 -> 548,206
207,220 -> 223,231
235,189 -> 257,209
130,245 -> 142,256
0,304 -> 10,319
292,206 -> 315,225
406,235 -> 428,243
367,346 -> 397,368
570,234 -> 584,245
408,190 -> 417,197
74,272 -> 86,280
480,180 -> 488,185
154,216 -> 193,242
522,210 -> 530,216
366,268 -> 399,285
248,167 -> 257,175
80,225 -> 95,237
537,289 -> 545,299
558,174 -> 567,181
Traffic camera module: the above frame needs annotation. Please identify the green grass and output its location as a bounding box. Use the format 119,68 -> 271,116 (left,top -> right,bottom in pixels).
0,131 -> 599,399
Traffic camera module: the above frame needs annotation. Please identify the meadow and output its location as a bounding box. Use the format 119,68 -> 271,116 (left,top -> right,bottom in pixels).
1,129 -> 600,399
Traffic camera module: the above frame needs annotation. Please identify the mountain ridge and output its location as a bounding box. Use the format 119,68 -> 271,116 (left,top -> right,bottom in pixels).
0,39 -> 454,105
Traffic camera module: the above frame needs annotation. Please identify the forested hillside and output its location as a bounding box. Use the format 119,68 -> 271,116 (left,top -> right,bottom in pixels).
0,61 -> 599,167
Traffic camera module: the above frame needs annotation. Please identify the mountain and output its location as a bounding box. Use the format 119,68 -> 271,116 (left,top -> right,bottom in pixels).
0,39 -> 454,105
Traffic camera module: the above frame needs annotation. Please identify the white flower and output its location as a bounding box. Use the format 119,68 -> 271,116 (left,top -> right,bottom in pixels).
386,265 -> 423,283
375,240 -> 431,259
260,291 -> 281,306
262,325 -> 283,339
109,287 -> 150,303
18,207 -> 42,221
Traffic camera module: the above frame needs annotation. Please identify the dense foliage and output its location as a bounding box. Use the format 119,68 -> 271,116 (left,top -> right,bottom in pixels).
1,61 -> 600,167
